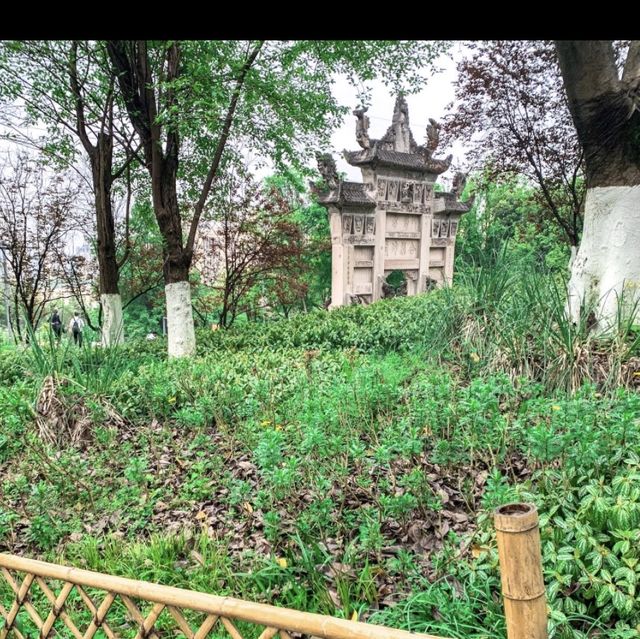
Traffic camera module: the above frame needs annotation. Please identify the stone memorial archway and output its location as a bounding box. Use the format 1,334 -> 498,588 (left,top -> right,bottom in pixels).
316,96 -> 471,308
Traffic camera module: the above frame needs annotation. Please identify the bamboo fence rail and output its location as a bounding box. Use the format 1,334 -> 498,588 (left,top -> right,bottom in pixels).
0,502 -> 547,639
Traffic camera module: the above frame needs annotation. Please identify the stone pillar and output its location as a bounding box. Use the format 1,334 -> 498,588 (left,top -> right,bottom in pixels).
344,243 -> 354,304
329,208 -> 345,308
372,206 -> 387,301
417,183 -> 434,293
444,215 -> 457,285
417,212 -> 431,293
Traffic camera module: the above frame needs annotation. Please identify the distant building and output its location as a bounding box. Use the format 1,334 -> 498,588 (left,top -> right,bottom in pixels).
193,220 -> 223,286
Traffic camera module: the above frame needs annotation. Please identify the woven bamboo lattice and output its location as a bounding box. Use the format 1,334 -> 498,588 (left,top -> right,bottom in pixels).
0,554 -> 449,639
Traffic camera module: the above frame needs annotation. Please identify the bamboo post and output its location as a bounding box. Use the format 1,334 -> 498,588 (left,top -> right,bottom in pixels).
494,503 -> 547,639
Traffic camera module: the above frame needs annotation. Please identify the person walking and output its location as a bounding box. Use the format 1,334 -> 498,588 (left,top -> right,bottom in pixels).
50,308 -> 62,342
68,312 -> 85,346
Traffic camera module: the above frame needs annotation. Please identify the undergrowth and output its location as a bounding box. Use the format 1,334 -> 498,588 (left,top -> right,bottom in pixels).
1,259 -> 639,639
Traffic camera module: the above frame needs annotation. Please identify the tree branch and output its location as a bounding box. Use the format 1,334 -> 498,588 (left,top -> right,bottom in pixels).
185,40 -> 264,258
68,41 -> 95,157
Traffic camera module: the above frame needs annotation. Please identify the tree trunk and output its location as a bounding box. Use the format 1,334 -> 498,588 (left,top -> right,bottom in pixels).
165,280 -> 195,357
100,293 -> 124,346
567,186 -> 640,326
92,133 -> 124,346
155,180 -> 196,358
556,40 -> 640,329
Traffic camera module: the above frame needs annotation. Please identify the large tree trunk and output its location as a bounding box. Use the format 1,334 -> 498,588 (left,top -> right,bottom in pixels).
556,41 -> 640,330
92,133 -> 124,346
107,39 -> 260,357
567,185 -> 640,326
155,171 -> 196,358
165,280 -> 195,357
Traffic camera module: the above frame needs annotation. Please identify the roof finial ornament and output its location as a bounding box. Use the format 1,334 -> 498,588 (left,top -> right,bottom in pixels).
314,152 -> 339,191
451,171 -> 467,198
392,94 -> 410,126
423,118 -> 453,172
425,119 -> 441,154
352,106 -> 370,150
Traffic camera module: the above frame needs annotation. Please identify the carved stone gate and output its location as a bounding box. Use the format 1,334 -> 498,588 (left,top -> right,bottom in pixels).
316,96 -> 471,308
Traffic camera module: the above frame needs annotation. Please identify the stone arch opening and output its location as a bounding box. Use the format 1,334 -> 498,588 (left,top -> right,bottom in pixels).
382,270 -> 407,298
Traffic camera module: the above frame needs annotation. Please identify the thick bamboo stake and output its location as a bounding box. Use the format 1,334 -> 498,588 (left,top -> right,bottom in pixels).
0,554 -> 447,639
494,503 -> 548,639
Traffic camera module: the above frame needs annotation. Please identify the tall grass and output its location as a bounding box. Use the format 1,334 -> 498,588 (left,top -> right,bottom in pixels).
24,323 -> 139,398
6,253 -> 638,401
425,252 -> 639,394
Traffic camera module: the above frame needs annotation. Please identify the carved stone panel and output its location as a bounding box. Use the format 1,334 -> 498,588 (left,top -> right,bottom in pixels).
350,236 -> 375,245
385,238 -> 419,258
386,213 -> 421,238
387,180 -> 399,202
365,216 -> 375,235
353,214 -> 364,235
343,215 -> 353,235
353,265 -> 373,295
354,267 -> 372,283
385,258 -> 420,270
354,248 -> 374,266
429,247 -> 445,267
377,179 -> 387,200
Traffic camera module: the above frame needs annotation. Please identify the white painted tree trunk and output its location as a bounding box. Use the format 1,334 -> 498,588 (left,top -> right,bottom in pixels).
567,185 -> 640,330
101,293 -> 124,347
568,244 -> 578,271
165,281 -> 196,358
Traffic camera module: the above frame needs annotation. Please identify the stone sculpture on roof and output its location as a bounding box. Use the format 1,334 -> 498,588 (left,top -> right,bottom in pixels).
352,106 -> 371,150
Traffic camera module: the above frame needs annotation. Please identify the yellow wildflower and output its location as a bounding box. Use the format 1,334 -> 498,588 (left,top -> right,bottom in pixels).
277,557 -> 288,568
470,352 -> 480,363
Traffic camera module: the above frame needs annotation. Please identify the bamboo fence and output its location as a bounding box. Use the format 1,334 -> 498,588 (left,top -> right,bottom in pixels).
0,502 -> 547,639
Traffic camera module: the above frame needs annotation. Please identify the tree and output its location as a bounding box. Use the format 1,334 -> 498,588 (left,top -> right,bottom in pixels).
455,175 -> 573,273
0,154 -> 79,340
555,41 -> 640,327
117,198 -> 165,337
444,41 -> 584,250
209,177 -> 306,328
0,41 -> 137,346
266,170 -> 332,311
106,40 -> 447,357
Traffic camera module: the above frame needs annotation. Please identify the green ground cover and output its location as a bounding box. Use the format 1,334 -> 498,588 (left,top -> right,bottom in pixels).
1,266 -> 639,638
